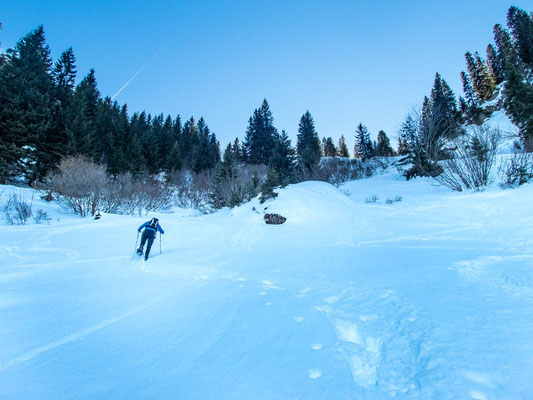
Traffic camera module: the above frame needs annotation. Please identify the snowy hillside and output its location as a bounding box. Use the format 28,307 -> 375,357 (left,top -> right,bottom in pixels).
1,174 -> 533,399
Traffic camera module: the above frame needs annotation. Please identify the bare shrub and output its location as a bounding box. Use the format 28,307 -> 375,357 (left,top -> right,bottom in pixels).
434,126 -> 502,191
2,192 -> 33,224
34,209 -> 51,224
48,156 -> 107,216
317,157 -> 389,187
500,150 -> 533,187
386,196 -> 402,204
168,169 -> 212,212
135,175 -> 173,214
210,164 -> 266,209
366,195 -> 379,204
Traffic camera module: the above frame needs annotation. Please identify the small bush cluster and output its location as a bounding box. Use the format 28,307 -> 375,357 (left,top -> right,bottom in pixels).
433,127 -> 502,191
47,156 -> 174,216
2,192 -> 34,225
500,150 -> 533,187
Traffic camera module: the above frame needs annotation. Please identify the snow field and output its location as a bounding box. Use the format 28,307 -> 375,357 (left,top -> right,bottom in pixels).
1,172 -> 533,399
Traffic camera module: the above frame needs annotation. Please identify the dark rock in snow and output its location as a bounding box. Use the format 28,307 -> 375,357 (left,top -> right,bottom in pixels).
264,213 -> 286,225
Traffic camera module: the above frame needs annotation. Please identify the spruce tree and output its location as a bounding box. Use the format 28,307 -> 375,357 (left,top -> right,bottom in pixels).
486,44 -> 504,84
338,135 -> 350,158
494,11 -> 533,150
376,130 -> 395,157
296,111 -> 321,170
322,137 -> 337,157
355,123 -> 372,161
0,26 -> 58,182
507,6 -> 533,69
243,99 -> 277,164
231,138 -> 243,162
166,141 -> 182,172
65,69 -> 100,158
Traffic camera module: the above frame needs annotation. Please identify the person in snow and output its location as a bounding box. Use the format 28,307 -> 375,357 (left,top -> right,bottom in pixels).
137,218 -> 164,260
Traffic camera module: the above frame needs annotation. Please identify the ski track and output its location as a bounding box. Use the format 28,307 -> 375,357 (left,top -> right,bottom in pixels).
1,178 -> 533,398
0,294 -> 170,373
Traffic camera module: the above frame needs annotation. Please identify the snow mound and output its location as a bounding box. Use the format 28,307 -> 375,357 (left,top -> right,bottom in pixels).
232,181 -> 356,226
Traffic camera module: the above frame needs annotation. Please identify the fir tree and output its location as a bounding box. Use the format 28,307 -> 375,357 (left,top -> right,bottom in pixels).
53,47 -> 77,101
494,11 -> 533,150
296,111 -> 321,170
338,135 -> 350,158
231,137 -> 244,162
322,137 -> 338,157
507,6 -> 533,69
166,141 -> 182,172
376,130 -> 395,157
486,44 -> 504,84
65,69 -> 100,158
0,26 -> 58,182
243,99 -> 277,164
354,123 -> 372,161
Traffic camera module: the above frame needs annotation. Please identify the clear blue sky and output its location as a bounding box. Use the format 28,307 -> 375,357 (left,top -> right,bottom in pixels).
1,1 -> 530,149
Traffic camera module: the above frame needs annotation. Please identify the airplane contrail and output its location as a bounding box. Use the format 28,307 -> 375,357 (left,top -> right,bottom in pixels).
111,44 -> 166,100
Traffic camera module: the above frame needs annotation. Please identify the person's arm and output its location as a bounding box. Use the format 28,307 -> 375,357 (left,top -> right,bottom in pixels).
157,224 -> 165,234
138,221 -> 148,232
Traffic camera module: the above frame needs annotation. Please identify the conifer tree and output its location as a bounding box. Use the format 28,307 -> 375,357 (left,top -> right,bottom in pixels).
322,137 -> 338,157
231,138 -> 243,162
494,10 -> 533,150
166,141 -> 182,172
376,130 -> 395,157
0,26 -> 58,182
486,44 -> 504,84
338,135 -> 350,158
296,111 -> 321,170
243,99 -> 277,164
355,123 -> 372,161
53,47 -> 77,101
507,6 -> 533,69
65,69 -> 100,158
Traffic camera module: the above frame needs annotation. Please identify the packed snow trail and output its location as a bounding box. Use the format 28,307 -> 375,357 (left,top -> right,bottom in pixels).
1,176 -> 533,399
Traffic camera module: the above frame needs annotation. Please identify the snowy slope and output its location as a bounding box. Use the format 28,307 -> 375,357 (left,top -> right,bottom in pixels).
1,175 -> 533,399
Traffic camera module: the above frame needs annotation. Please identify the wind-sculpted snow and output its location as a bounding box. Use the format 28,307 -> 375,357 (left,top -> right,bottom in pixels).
1,174 -> 533,399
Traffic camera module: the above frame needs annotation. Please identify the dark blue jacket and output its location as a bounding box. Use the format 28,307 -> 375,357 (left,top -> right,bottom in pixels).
138,221 -> 165,234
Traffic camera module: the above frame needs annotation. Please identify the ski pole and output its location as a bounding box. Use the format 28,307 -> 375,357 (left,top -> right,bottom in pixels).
133,231 -> 139,259
159,233 -> 162,254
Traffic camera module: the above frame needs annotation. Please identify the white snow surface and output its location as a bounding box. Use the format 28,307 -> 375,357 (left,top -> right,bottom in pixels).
1,174 -> 533,399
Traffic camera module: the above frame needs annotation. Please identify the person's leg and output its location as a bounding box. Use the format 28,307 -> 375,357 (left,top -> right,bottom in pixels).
144,236 -> 155,260
138,230 -> 149,253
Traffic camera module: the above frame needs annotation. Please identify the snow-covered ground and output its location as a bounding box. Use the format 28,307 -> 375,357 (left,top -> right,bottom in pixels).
1,173 -> 533,399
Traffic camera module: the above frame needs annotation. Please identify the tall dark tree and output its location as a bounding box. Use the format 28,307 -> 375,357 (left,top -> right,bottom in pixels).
296,111 -> 321,170
354,123 -> 372,161
376,130 -> 395,157
322,137 -> 338,157
53,47 -> 77,101
65,69 -> 100,158
507,6 -> 533,69
338,135 -> 350,158
486,44 -> 504,84
243,99 -> 277,164
231,137 -> 244,162
0,26 -> 58,182
494,10 -> 533,150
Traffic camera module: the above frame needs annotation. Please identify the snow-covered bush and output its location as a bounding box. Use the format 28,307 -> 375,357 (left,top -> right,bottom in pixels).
47,156 -> 107,217
101,173 -> 173,216
2,192 -> 33,224
318,157 -> 389,187
433,126 -> 501,191
33,209 -> 51,224
500,150 -> 533,187
168,170 -> 211,212
209,164 -> 266,209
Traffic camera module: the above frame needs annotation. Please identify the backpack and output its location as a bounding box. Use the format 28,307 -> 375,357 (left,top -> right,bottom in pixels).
148,218 -> 158,230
